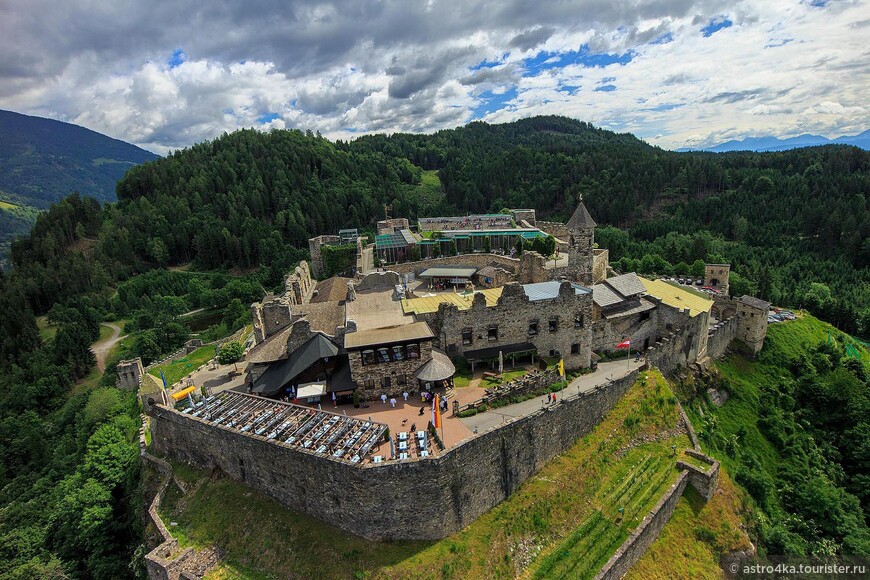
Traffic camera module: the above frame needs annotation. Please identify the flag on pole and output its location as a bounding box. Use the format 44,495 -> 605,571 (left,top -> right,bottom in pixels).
160,369 -> 168,389
558,358 -> 565,378
432,394 -> 442,429
616,338 -> 631,349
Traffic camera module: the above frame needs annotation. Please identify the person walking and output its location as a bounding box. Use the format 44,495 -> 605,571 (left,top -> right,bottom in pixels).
381,393 -> 387,405
402,391 -> 409,402
390,397 -> 397,408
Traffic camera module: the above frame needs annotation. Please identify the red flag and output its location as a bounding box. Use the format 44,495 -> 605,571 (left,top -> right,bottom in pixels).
616,338 -> 631,349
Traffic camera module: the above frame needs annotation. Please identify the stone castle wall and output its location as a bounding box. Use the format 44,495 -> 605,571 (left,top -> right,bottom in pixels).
592,248 -> 609,284
712,295 -> 768,354
309,235 -> 341,279
149,370 -> 638,541
596,450 -> 719,580
431,282 -> 594,370
596,472 -> 689,580
644,305 -> 709,375
707,316 -> 739,360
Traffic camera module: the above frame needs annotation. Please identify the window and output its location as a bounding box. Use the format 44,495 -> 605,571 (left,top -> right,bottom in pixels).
364,379 -> 375,389
398,373 -> 407,386
549,349 -> 557,357
665,323 -> 673,331
392,345 -> 405,361
487,326 -> 498,342
447,343 -> 457,353
462,328 -> 473,346
361,350 -> 376,366
377,348 -> 391,364
571,343 -> 580,354
528,321 -> 538,336
574,315 -> 584,329
381,376 -> 391,388
549,318 -> 558,333
406,343 -> 420,359
639,311 -> 650,321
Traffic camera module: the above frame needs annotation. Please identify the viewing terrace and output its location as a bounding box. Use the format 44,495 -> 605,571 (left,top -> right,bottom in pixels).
177,391 -> 388,464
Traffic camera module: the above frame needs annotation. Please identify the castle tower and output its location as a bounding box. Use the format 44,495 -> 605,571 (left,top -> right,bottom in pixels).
565,198 -> 596,284
704,264 -> 730,295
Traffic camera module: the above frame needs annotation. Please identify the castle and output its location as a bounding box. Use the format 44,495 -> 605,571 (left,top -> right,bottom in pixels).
146,200 -> 768,543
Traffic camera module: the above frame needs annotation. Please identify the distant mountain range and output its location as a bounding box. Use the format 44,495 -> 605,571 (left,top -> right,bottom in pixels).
677,129 -> 870,153
0,109 -> 158,260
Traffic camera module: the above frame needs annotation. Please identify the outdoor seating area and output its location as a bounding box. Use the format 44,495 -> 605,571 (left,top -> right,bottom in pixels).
178,391 -> 388,463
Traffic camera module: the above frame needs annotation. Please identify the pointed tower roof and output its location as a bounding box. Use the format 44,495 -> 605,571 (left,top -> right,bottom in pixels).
566,200 -> 597,229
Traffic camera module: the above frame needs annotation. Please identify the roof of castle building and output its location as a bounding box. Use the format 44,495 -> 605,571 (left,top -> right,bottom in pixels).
640,277 -> 713,318
310,277 -> 352,303
604,272 -> 646,298
246,325 -> 293,364
251,333 -> 342,396
401,287 -> 503,314
565,202 -> 597,229
522,280 -> 591,301
295,301 -> 346,335
738,295 -> 771,311
344,321 -> 434,349
592,283 -> 624,308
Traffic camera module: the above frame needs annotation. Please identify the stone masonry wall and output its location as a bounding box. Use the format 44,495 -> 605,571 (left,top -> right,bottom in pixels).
150,370 -> 638,541
592,248 -> 609,284
309,235 -> 341,279
595,472 -> 690,580
432,282 -> 593,370
707,316 -> 739,360
348,340 -> 434,399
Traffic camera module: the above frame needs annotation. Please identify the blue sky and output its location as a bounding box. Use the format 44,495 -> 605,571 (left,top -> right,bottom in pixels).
0,0 -> 866,153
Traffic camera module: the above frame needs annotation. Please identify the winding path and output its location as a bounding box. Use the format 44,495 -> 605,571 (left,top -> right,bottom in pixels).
92,322 -> 127,372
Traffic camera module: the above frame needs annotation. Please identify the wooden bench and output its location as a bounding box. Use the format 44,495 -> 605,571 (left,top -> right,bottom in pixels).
482,371 -> 500,379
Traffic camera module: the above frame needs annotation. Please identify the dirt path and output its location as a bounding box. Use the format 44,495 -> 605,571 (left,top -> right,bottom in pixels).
92,322 -> 127,372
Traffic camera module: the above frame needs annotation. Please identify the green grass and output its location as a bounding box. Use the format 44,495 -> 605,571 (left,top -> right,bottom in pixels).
156,370 -> 692,579
97,323 -> 115,342
36,316 -> 58,341
480,368 -> 530,388
148,345 -> 216,387
627,471 -> 752,580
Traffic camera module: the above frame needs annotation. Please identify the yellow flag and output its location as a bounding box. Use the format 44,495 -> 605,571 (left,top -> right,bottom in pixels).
558,358 -> 565,377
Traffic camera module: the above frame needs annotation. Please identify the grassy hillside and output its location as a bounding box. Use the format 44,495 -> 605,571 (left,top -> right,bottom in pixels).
153,370 -> 732,579
682,314 -> 870,556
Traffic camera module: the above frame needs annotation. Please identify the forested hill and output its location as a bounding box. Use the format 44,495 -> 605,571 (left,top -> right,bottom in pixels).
0,110 -> 159,260
7,116 -> 870,335
0,110 -> 158,209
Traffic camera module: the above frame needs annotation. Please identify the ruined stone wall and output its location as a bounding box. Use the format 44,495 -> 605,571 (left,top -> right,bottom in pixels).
536,221 -> 568,240
596,472 -> 689,580
432,282 -> 593,370
150,370 -> 638,541
591,311 -> 658,355
116,358 -> 144,390
707,315 -> 739,360
377,218 -> 410,235
515,251 -> 550,284
592,248 -> 609,284
308,235 -> 341,279
285,261 -> 314,306
645,304 -> 709,375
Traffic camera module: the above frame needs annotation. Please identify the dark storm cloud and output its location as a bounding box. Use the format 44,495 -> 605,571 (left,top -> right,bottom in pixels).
508,27 -> 555,51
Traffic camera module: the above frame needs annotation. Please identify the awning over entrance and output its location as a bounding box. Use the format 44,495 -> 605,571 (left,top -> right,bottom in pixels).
463,342 -> 537,361
297,381 -> 327,399
414,349 -> 456,382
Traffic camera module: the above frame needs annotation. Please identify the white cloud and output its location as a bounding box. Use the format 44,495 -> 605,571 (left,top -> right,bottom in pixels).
0,0 -> 866,152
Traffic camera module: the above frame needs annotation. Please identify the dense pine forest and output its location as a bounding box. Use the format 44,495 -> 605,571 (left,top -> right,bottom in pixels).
0,116 -> 868,577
